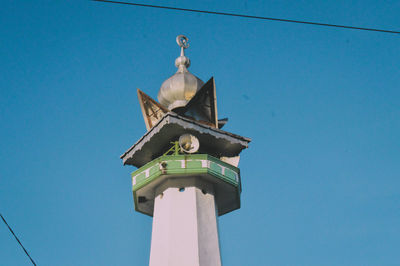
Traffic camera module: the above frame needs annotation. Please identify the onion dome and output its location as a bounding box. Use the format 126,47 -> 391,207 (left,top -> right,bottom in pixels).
158,35 -> 204,111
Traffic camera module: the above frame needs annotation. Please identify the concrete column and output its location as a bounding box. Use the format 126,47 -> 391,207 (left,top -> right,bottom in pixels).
149,177 -> 221,266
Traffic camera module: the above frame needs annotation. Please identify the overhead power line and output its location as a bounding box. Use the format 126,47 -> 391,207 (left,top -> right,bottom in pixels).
92,0 -> 400,35
1,214 -> 37,266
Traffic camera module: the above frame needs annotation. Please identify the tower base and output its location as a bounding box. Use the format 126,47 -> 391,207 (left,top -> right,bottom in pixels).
149,178 -> 222,266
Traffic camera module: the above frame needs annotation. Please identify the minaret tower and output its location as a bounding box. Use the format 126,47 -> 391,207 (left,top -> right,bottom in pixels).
121,35 -> 250,266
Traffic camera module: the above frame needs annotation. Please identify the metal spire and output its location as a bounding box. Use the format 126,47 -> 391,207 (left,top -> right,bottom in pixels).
175,35 -> 190,72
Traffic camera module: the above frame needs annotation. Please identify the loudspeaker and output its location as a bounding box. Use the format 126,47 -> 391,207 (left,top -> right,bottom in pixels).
178,134 -> 200,154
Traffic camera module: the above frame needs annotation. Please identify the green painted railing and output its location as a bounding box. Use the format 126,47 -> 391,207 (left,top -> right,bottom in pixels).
131,154 -> 240,192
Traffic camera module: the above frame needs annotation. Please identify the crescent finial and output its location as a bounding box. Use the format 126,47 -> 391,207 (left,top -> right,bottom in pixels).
176,35 -> 189,56
176,35 -> 189,48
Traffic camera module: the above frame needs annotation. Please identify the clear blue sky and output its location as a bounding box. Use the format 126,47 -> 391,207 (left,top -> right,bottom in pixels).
1,1 -> 399,265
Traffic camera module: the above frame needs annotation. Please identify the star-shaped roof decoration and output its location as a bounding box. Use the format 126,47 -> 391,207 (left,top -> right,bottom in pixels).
137,77 -> 228,131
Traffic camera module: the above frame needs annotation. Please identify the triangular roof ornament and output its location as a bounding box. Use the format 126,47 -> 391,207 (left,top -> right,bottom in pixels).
175,77 -> 219,128
137,89 -> 169,131
138,78 -> 228,131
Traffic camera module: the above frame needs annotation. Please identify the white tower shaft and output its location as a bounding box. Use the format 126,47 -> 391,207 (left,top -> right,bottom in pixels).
149,178 -> 222,266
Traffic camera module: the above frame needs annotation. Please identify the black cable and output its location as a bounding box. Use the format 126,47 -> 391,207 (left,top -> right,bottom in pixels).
1,213 -> 37,266
92,0 -> 400,35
